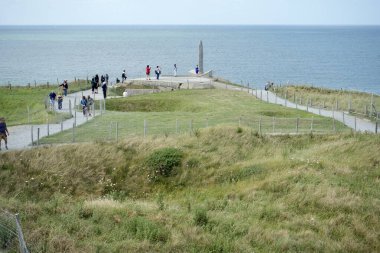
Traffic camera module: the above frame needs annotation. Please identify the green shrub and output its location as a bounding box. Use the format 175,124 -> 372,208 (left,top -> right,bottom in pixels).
194,208 -> 208,227
126,217 -> 169,243
146,147 -> 183,181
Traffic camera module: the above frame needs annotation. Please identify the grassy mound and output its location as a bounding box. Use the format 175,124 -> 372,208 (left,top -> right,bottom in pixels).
1,128 -> 379,252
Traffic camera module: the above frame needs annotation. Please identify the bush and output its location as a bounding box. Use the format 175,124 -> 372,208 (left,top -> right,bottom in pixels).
146,148 -> 183,180
194,208 -> 208,227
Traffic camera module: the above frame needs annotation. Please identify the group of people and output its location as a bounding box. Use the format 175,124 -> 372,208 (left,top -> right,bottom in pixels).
48,90 -> 64,110
91,74 -> 108,99
80,95 -> 94,116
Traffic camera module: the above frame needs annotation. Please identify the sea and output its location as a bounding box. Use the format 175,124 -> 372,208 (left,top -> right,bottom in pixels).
0,25 -> 379,94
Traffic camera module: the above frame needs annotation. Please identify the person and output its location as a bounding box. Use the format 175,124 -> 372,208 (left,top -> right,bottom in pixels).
122,70 -> 127,83
80,96 -> 88,116
49,91 -> 57,110
0,117 -> 9,151
95,74 -> 99,93
102,81 -> 107,99
155,66 -> 161,80
57,94 -> 63,110
105,73 -> 109,83
123,89 -> 128,97
173,64 -> 177,77
116,78 -> 120,83
91,77 -> 97,94
146,65 -> 151,80
59,80 -> 68,96
195,65 -> 199,75
87,95 -> 93,116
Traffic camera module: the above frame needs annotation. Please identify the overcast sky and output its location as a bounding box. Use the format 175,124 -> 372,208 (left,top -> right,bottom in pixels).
1,0 -> 379,25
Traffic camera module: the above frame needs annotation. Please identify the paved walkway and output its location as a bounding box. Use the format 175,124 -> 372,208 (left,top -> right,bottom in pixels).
250,89 -> 378,133
4,76 -> 378,151
6,89 -> 106,151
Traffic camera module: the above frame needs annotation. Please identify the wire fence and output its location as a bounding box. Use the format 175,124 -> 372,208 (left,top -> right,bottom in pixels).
271,86 -> 380,120
35,115 -> 349,145
0,209 -> 29,253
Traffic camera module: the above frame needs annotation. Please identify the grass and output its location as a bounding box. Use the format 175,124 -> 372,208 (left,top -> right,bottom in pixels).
39,89 -> 348,144
0,80 -> 89,126
0,129 -> 379,252
271,85 -> 380,119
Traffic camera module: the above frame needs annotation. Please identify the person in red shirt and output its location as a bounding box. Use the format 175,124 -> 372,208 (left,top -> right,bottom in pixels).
146,65 -> 151,80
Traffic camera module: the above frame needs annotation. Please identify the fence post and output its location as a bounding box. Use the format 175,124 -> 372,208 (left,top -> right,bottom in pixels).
69,99 -> 72,116
323,100 -> 326,108
342,112 -> 345,125
260,90 -> 262,100
103,99 -> 106,112
348,95 -> 352,111
354,116 -> 357,132
370,93 -> 374,116
255,89 -> 258,98
376,121 -> 378,134
333,118 -> 336,132
31,126 -> 34,146
15,214 -> 29,253
37,128 -> 40,146
116,122 -> 119,142
296,118 -> 299,133
72,123 -> 75,142
47,120 -> 50,136
285,92 -> 287,106
176,119 -> 179,134
311,117 -> 314,133
27,106 -> 30,124
74,110 -> 77,126
336,99 -> 339,111
266,91 -> 269,102
144,119 -> 147,137
259,118 -> 262,134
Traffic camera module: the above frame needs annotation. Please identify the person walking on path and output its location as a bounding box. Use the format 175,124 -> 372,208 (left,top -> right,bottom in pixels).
102,81 -> 107,99
155,66 -> 161,80
59,80 -> 69,96
195,65 -> 199,75
87,95 -> 93,116
57,94 -> 63,110
173,64 -> 177,77
122,70 -> 127,83
146,65 -> 151,80
0,117 -> 9,151
80,96 -> 88,116
49,91 -> 57,110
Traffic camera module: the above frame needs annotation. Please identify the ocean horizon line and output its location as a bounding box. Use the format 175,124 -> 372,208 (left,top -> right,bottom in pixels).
1,24 -> 380,28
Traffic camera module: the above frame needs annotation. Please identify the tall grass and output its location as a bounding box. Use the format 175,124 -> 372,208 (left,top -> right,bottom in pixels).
0,128 -> 379,252
272,85 -> 380,119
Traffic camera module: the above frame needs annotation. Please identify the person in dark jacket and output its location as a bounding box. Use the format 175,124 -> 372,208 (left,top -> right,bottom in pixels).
0,117 -> 9,150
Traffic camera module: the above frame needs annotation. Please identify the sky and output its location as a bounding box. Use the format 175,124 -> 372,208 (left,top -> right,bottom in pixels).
0,0 -> 379,25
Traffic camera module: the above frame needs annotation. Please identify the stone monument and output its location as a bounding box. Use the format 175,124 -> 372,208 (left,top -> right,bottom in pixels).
199,40 -> 204,74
